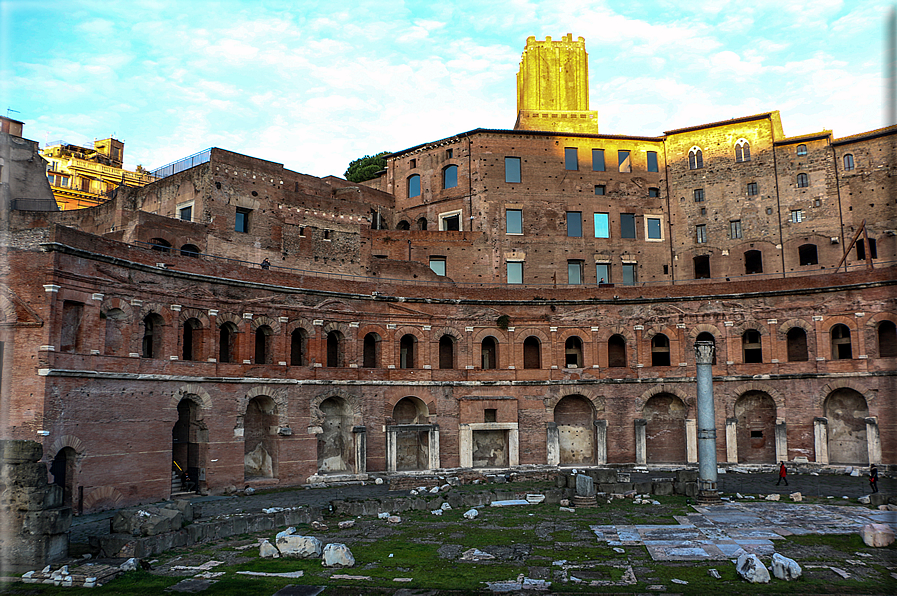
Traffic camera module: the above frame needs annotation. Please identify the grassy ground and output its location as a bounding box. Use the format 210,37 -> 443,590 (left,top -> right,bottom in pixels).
3,492 -> 895,595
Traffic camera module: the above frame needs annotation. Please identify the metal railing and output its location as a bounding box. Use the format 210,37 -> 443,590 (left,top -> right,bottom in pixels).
149,149 -> 213,179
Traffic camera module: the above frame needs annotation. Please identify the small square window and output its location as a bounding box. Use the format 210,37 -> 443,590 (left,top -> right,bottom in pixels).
700,207 -> 707,216
299,226 -> 306,237
730,220 -> 742,239
594,213 -> 609,238
767,207 -> 773,215
790,209 -> 803,223
648,187 -> 660,197
323,229 -> 332,240
618,150 -> 631,173
179,205 -> 192,222
592,149 -> 605,171
747,182 -> 758,196
506,209 -> 522,234
796,144 -> 807,156
594,184 -> 606,195
694,188 -> 704,202
235,207 -> 251,233
566,212 -> 582,237
696,224 -> 707,243
410,158 -> 417,168
564,147 -> 578,170
646,217 -> 662,240
429,257 -> 446,276
440,210 -> 462,231
507,261 -> 523,284
484,408 -> 497,423
647,151 -> 658,172
446,148 -> 453,158
505,157 -> 521,183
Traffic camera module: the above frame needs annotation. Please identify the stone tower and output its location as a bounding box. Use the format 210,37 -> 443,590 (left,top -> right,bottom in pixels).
514,34 -> 599,134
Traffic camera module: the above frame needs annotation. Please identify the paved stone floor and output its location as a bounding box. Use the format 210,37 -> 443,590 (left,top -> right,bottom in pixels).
592,502 -> 897,561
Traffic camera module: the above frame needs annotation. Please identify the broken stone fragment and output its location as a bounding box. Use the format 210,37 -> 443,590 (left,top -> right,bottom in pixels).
463,508 -> 478,519
375,477 -> 384,485
860,523 -> 896,547
378,512 -> 389,519
322,543 -> 355,567
431,509 -> 443,516
789,492 -> 802,502
765,494 -> 780,501
736,553 -> 769,583
771,553 -> 802,580
858,495 -> 871,504
387,515 -> 401,523
708,568 -> 721,579
275,527 -> 296,540
276,535 -> 322,558
311,520 -> 328,531
338,520 -> 355,529
460,548 -> 495,561
259,539 -> 280,558
119,558 -> 138,572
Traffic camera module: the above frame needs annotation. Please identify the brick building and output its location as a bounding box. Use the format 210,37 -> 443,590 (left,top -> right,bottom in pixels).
1,35 -> 894,513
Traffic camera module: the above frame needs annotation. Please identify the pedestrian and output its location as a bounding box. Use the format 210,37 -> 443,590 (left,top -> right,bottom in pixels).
776,461 -> 788,486
261,258 -> 270,270
869,463 -> 879,493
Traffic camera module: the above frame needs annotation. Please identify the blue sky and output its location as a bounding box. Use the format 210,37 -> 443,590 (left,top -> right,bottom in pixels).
3,0 -> 890,177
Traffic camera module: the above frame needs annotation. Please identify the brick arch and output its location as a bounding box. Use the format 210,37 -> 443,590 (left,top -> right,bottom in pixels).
178,308 -> 210,328
236,386 -> 290,429
385,394 -> 434,420
472,328 -> 508,344
322,321 -> 350,336
729,320 -> 769,336
137,302 -> 173,326
725,382 -> 786,417
251,315 -> 280,334
46,434 -> 86,461
394,325 -> 426,341
100,297 -> 134,321
814,380 -> 875,411
596,325 -> 635,344
515,328 -> 550,344
309,388 -> 363,430
825,316 -> 858,333
82,485 -> 125,512
286,318 -> 315,337
556,327 -> 590,342
688,324 -> 722,341
865,312 -> 897,328
864,312 -> 897,358
433,326 -> 465,342
635,384 -> 694,415
544,388 -> 605,414
169,384 -> 213,411
216,311 -> 245,330
642,326 -> 675,342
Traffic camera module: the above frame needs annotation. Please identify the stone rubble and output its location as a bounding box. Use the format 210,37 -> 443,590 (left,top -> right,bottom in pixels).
770,553 -> 802,580
463,508 -> 479,519
322,543 -> 355,567
736,553 -> 770,583
860,523 -> 896,547
276,535 -> 322,558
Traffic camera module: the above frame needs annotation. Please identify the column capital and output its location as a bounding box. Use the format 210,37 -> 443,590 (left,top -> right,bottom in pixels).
694,341 -> 715,364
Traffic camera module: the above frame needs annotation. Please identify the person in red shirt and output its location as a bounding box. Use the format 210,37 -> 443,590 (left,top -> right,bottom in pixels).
776,461 -> 788,486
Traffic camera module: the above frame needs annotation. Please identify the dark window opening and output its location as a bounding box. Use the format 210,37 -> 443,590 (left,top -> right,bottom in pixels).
235,208 -> 251,233
786,327 -> 809,362
481,337 -> 498,369
742,329 -> 762,363
442,214 -> 460,231
484,408 -> 497,423
564,147 -> 578,170
621,213 -> 636,239
219,323 -> 237,363
831,324 -> 852,360
523,336 -> 541,369
150,237 -> 171,253
744,250 -> 763,274
396,220 -> 410,230
182,318 -> 201,361
439,335 -> 455,369
856,238 -> 877,260
694,255 -> 711,279
417,217 -> 428,230
142,313 -> 163,358
878,321 -> 897,357
750,430 -> 763,438
60,301 -> 84,353
843,153 -> 855,171
608,334 -> 627,367
327,331 -> 343,367
592,148 -> 605,171
399,334 -> 416,369
363,333 -> 379,368
565,336 -> 583,368
647,151 -> 659,172
180,244 -> 200,257
291,328 -> 308,366
254,325 -> 273,364
651,334 -> 671,366
799,244 -> 818,266
688,148 -> 703,169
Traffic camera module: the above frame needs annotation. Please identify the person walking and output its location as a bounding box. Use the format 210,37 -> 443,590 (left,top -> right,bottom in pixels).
776,461 -> 788,486
870,464 -> 879,493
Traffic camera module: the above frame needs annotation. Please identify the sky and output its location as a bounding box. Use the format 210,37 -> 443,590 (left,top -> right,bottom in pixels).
2,0 -> 892,178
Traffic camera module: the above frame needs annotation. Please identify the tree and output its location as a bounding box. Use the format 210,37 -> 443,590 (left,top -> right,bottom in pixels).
344,151 -> 389,183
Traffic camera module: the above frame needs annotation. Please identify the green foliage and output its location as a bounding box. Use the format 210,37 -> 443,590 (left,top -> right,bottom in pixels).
496,314 -> 510,330
344,152 -> 389,183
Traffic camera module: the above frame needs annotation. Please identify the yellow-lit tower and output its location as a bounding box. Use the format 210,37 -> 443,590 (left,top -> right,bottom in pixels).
514,34 -> 599,134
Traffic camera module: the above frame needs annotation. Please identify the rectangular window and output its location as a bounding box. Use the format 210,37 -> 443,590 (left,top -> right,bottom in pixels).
790,209 -> 803,223
564,147 -> 578,170
566,211 -> 582,237
618,150 -> 631,173
594,184 -> 605,195
507,261 -> 523,284
235,207 -> 251,233
592,149 -> 605,171
622,263 -> 636,285
647,151 -> 659,172
446,148 -> 453,158
593,213 -> 609,238
694,188 -> 704,202
505,157 -> 521,183
730,220 -> 743,239
323,229 -> 331,240
747,182 -> 758,196
621,213 -> 636,239
409,158 -> 416,168
439,210 -> 462,231
506,209 -> 522,234
179,206 -> 192,221
696,224 -> 707,243
429,257 -> 446,276
700,207 -> 707,216
567,260 -> 583,284
596,263 -> 610,284
646,217 -> 662,240
648,187 -> 660,197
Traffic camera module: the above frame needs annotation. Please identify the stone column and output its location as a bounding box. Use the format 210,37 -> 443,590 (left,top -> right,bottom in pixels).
352,426 -> 366,475
546,422 -> 560,466
634,419 -> 647,465
594,419 -> 608,465
865,417 -> 882,465
813,417 -> 829,464
459,424 -> 473,468
694,340 -> 720,502
428,426 -> 441,470
385,427 -> 397,472
685,418 -> 698,463
775,419 -> 788,463
725,418 -> 738,463
508,428 -> 520,466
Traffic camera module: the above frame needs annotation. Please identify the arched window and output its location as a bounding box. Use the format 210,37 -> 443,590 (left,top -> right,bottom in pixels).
290,328 -> 308,366
417,217 -> 428,231
694,255 -> 710,279
523,336 -> 541,369
744,250 -> 763,274
877,321 -> 897,357
843,153 -> 855,171
742,329 -> 762,363
182,318 -> 202,361
219,322 -> 237,363
327,331 -> 343,367
443,165 -> 458,189
695,331 -> 717,365
363,333 -> 380,368
399,334 -> 416,369
831,324 -> 852,360
481,336 -> 498,369
180,244 -> 200,257
786,327 -> 808,362
651,334 -> 671,366
688,147 -> 703,170
407,174 -> 421,198
255,325 -> 273,364
439,335 -> 455,369
796,144 -> 807,156
565,336 -> 583,368
797,173 -> 809,188
142,313 -> 164,358
396,220 -> 410,230
150,238 -> 171,253
798,244 -> 818,266
607,334 -> 627,367
735,139 -> 751,162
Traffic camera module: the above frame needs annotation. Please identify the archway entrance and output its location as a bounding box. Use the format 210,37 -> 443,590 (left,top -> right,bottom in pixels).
644,393 -> 687,463
172,398 -> 207,493
391,397 -> 431,471
50,447 -> 76,507
554,395 -> 595,465
735,392 -> 776,463
317,397 -> 354,474
244,396 -> 278,479
824,389 -> 869,464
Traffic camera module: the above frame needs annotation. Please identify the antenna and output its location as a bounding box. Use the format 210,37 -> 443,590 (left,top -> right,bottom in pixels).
6,108 -> 20,118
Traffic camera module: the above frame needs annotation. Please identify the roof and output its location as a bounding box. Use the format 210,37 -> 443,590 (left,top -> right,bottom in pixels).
774,130 -> 832,146
663,112 -> 777,135
832,124 -> 897,146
